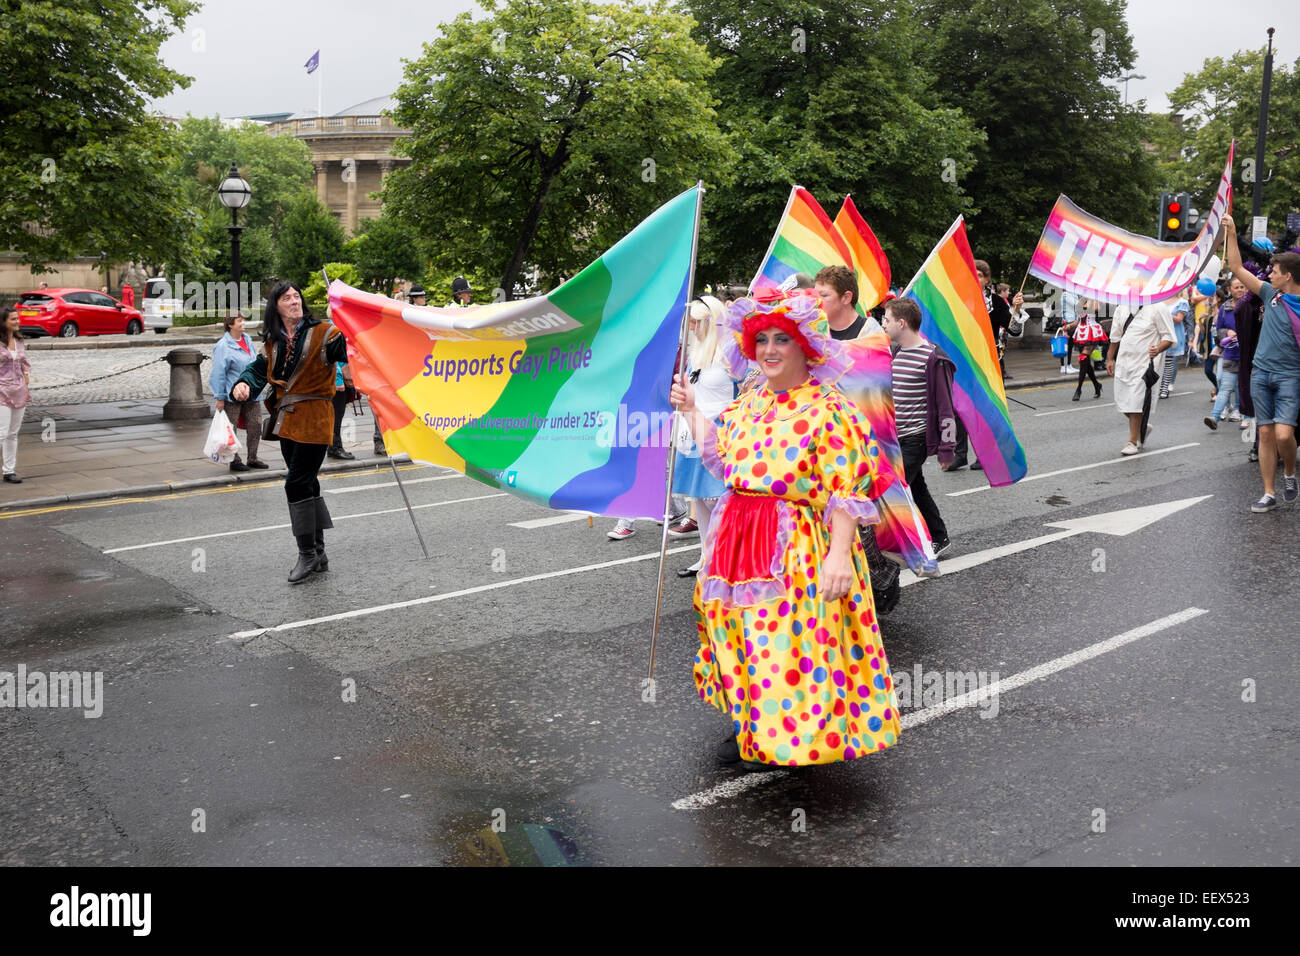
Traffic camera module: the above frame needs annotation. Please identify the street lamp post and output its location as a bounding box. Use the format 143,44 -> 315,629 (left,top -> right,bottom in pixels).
217,162 -> 251,306
1251,28 -> 1275,232
1117,72 -> 1145,106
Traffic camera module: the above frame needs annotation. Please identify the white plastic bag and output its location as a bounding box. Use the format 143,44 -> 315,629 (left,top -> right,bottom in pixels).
203,410 -> 242,464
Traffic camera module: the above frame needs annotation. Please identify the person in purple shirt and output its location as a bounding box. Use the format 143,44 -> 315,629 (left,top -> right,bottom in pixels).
1204,280 -> 1245,429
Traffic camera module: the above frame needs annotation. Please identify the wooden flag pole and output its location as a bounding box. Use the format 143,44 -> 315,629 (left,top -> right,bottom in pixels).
647,182 -> 705,686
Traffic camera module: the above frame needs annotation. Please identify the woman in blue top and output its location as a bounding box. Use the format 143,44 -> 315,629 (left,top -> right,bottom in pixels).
210,312 -> 266,471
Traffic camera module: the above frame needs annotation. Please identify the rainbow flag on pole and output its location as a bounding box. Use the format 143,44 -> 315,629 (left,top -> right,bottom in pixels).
834,195 -> 891,312
904,217 -> 1028,488
751,186 -> 854,294
750,187 -> 936,572
329,185 -> 702,518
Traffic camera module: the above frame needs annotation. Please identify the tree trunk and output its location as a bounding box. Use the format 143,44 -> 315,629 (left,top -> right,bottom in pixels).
498,86 -> 591,300
498,140 -> 570,300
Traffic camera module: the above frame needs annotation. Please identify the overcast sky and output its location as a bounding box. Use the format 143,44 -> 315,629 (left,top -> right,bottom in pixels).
151,0 -> 1294,119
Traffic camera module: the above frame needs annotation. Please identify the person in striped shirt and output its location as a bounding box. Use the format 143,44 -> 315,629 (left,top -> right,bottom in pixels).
882,297 -> 957,556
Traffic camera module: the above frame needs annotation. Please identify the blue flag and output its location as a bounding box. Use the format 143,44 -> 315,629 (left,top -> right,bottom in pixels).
304,50 -> 319,74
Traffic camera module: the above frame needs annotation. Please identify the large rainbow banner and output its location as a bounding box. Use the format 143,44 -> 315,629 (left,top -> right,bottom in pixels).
1028,143 -> 1234,306
905,217 -> 1028,488
328,185 -> 701,518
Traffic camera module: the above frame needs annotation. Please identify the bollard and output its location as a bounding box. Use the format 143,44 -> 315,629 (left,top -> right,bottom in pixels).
162,348 -> 210,420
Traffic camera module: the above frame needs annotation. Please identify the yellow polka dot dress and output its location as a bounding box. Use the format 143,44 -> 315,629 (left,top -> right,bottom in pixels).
694,378 -> 903,765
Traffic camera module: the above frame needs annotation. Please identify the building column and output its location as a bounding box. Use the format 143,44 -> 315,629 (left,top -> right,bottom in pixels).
314,161 -> 328,204
345,158 -> 359,235
379,159 -> 394,183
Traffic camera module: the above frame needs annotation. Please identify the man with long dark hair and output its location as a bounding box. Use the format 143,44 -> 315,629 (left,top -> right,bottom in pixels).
230,280 -> 349,582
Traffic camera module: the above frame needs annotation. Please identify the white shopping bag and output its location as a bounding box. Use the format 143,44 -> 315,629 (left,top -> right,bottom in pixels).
203,410 -> 242,464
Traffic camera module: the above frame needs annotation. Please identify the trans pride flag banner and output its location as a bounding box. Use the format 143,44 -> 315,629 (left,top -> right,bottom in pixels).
328,185 -> 701,518
834,195 -> 891,312
1029,143 -> 1234,306
905,217 -> 1028,488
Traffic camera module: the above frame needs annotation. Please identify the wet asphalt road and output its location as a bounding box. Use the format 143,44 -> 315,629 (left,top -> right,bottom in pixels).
2,377 -> 1297,866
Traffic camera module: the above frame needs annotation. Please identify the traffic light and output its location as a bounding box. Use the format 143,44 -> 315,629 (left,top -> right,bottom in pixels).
1159,193 -> 1184,241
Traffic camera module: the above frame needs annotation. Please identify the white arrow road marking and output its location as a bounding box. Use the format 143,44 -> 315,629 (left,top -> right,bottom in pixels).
104,494 -> 508,554
947,443 -> 1201,496
227,545 -> 700,641
671,607 -> 1210,810
900,495 -> 1212,587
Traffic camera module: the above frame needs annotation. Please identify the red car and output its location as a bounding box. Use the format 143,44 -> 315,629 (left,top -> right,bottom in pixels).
15,288 -> 145,338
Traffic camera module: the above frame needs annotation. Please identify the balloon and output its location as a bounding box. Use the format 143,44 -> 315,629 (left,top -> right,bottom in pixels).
1196,278 -> 1217,296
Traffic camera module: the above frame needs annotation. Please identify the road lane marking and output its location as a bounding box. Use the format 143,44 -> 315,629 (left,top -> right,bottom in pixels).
509,513 -> 594,529
671,607 -> 1210,809
1033,389 -> 1192,417
946,443 -> 1200,496
1035,401 -> 1116,416
325,473 -> 460,494
0,462 -> 433,519
227,545 -> 700,640
103,493 -> 508,553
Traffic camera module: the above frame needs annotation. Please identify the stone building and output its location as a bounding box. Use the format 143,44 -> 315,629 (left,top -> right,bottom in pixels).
263,95 -> 412,236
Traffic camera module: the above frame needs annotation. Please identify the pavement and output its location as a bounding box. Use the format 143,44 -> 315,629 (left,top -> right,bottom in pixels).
0,344 -> 1083,513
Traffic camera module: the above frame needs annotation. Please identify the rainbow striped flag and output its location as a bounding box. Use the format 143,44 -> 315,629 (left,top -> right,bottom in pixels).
748,187 -> 936,571
328,185 -> 701,518
904,217 -> 1028,488
834,195 -> 891,311
751,186 -> 853,294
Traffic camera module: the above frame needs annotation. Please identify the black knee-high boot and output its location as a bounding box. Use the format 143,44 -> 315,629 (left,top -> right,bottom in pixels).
313,497 -> 333,572
288,498 -> 319,584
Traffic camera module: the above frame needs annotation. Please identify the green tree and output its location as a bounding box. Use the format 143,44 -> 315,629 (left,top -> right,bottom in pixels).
203,223 -> 277,295
172,117 -> 316,239
384,0 -> 735,297
687,0 -> 983,282
912,0 -> 1160,280
346,216 -> 426,294
0,0 -> 201,268
276,196 -> 347,288
303,262 -> 362,316
1155,50 -> 1299,239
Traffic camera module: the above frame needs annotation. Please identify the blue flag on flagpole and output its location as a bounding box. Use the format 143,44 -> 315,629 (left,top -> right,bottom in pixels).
305,50 -> 319,74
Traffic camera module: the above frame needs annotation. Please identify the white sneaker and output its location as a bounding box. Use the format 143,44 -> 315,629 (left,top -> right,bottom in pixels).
1229,410 -> 1241,422
1059,366 -> 1073,374
1065,365 -> 1078,373
1120,441 -> 1140,456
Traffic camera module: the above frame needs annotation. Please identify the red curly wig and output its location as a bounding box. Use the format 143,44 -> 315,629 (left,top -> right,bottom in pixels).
740,308 -> 818,362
